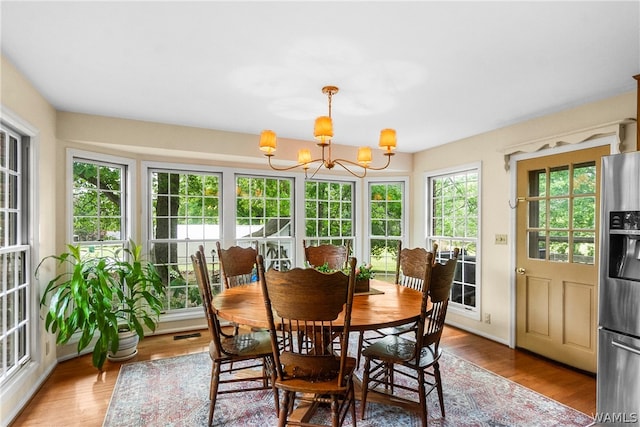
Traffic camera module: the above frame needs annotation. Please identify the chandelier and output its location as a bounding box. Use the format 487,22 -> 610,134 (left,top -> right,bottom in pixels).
258,85 -> 397,178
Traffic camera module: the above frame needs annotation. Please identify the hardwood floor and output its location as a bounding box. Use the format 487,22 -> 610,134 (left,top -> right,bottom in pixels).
10,326 -> 596,426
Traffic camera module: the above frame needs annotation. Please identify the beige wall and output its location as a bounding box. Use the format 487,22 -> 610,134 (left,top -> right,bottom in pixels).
56,111 -> 413,175
411,90 -> 637,343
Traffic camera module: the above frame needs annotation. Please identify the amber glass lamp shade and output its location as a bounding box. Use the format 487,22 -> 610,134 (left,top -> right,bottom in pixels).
379,129 -> 397,152
259,130 -> 277,154
314,116 -> 333,144
298,149 -> 312,165
357,147 -> 372,166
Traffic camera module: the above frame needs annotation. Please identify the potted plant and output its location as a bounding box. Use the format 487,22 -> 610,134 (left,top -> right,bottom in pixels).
312,261 -> 374,293
353,263 -> 374,293
36,240 -> 165,371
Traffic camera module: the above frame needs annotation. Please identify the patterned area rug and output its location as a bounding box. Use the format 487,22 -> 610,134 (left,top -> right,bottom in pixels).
104,334 -> 594,427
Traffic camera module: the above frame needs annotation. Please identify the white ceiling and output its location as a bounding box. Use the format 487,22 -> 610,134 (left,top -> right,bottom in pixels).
1,1 -> 638,153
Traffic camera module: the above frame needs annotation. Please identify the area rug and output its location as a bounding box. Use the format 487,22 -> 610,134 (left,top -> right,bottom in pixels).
104,336 -> 594,427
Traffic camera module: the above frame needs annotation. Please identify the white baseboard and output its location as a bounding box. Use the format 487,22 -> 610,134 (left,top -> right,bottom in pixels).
445,319 -> 511,347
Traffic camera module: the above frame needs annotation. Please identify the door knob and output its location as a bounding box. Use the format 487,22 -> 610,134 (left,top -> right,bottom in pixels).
516,267 -> 526,275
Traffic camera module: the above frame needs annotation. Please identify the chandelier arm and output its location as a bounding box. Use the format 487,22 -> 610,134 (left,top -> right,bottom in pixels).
362,153 -> 395,171
265,155 -> 317,172
331,159 -> 368,178
306,160 -> 326,180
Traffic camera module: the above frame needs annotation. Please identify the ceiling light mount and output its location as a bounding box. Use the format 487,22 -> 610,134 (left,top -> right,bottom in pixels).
259,85 -> 397,178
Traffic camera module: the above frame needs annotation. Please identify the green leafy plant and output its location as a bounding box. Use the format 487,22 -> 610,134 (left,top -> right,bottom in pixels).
314,262 -> 334,273
312,261 -> 374,281
36,240 -> 165,371
354,263 -> 375,281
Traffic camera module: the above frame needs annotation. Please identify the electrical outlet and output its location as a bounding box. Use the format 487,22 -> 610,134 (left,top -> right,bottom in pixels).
495,234 -> 508,245
484,313 -> 491,324
46,341 -> 50,356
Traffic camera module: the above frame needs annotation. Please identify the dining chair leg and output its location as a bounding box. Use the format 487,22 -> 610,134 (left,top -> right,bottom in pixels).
360,356 -> 371,419
356,332 -> 365,368
261,363 -> 268,388
434,361 -> 445,417
209,361 -> 221,426
278,391 -> 291,427
267,356 -> 279,413
331,396 -> 339,427
349,382 -> 357,425
418,369 -> 428,427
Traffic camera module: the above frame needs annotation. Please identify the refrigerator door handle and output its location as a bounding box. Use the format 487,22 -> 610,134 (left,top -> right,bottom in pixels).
612,339 -> 640,356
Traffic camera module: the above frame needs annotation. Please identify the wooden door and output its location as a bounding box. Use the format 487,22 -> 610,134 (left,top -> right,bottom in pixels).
515,145 -> 609,373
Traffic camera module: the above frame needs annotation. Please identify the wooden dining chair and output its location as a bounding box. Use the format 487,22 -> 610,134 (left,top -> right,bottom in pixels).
215,241 -> 259,335
191,248 -> 278,426
303,240 -> 351,271
360,248 -> 459,427
257,254 -> 358,427
356,241 -> 438,367
395,242 -> 438,290
216,240 -> 259,289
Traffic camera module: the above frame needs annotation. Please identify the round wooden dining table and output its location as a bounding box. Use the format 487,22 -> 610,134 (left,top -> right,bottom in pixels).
211,279 -> 423,331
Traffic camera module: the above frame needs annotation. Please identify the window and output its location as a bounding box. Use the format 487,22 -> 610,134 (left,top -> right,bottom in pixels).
0,124 -> 30,384
149,169 -> 221,310
72,158 -> 128,255
304,179 -> 355,253
427,167 -> 480,317
236,175 -> 293,271
527,162 -> 597,264
368,181 -> 406,282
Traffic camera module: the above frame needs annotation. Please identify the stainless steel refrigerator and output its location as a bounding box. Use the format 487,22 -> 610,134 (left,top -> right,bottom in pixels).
597,151 -> 640,426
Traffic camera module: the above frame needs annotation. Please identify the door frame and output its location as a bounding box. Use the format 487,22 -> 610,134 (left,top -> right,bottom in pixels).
507,134 -> 618,348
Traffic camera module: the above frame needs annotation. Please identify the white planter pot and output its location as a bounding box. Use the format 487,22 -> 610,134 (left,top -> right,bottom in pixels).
107,329 -> 139,362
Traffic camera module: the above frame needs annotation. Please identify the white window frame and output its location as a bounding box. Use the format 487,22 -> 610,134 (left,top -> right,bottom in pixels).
293,172 -> 361,263
364,176 -> 410,281
142,161 -> 227,321
0,106 -> 39,419
425,163 -> 482,320
303,178 -> 356,252
66,149 -> 136,248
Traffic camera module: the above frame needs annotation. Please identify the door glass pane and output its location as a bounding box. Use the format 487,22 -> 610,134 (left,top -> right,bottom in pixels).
528,200 -> 546,228
574,232 -> 595,264
528,169 -> 546,197
549,231 -> 569,262
549,198 -> 569,229
573,162 -> 596,194
528,231 -> 546,259
549,166 -> 569,196
573,196 -> 595,229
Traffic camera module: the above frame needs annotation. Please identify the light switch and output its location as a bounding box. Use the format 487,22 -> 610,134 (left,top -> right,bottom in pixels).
495,234 -> 508,245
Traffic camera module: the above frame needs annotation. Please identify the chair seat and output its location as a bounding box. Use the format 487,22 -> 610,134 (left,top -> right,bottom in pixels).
362,335 -> 441,368
376,322 -> 416,337
212,330 -> 273,360
276,356 -> 357,394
